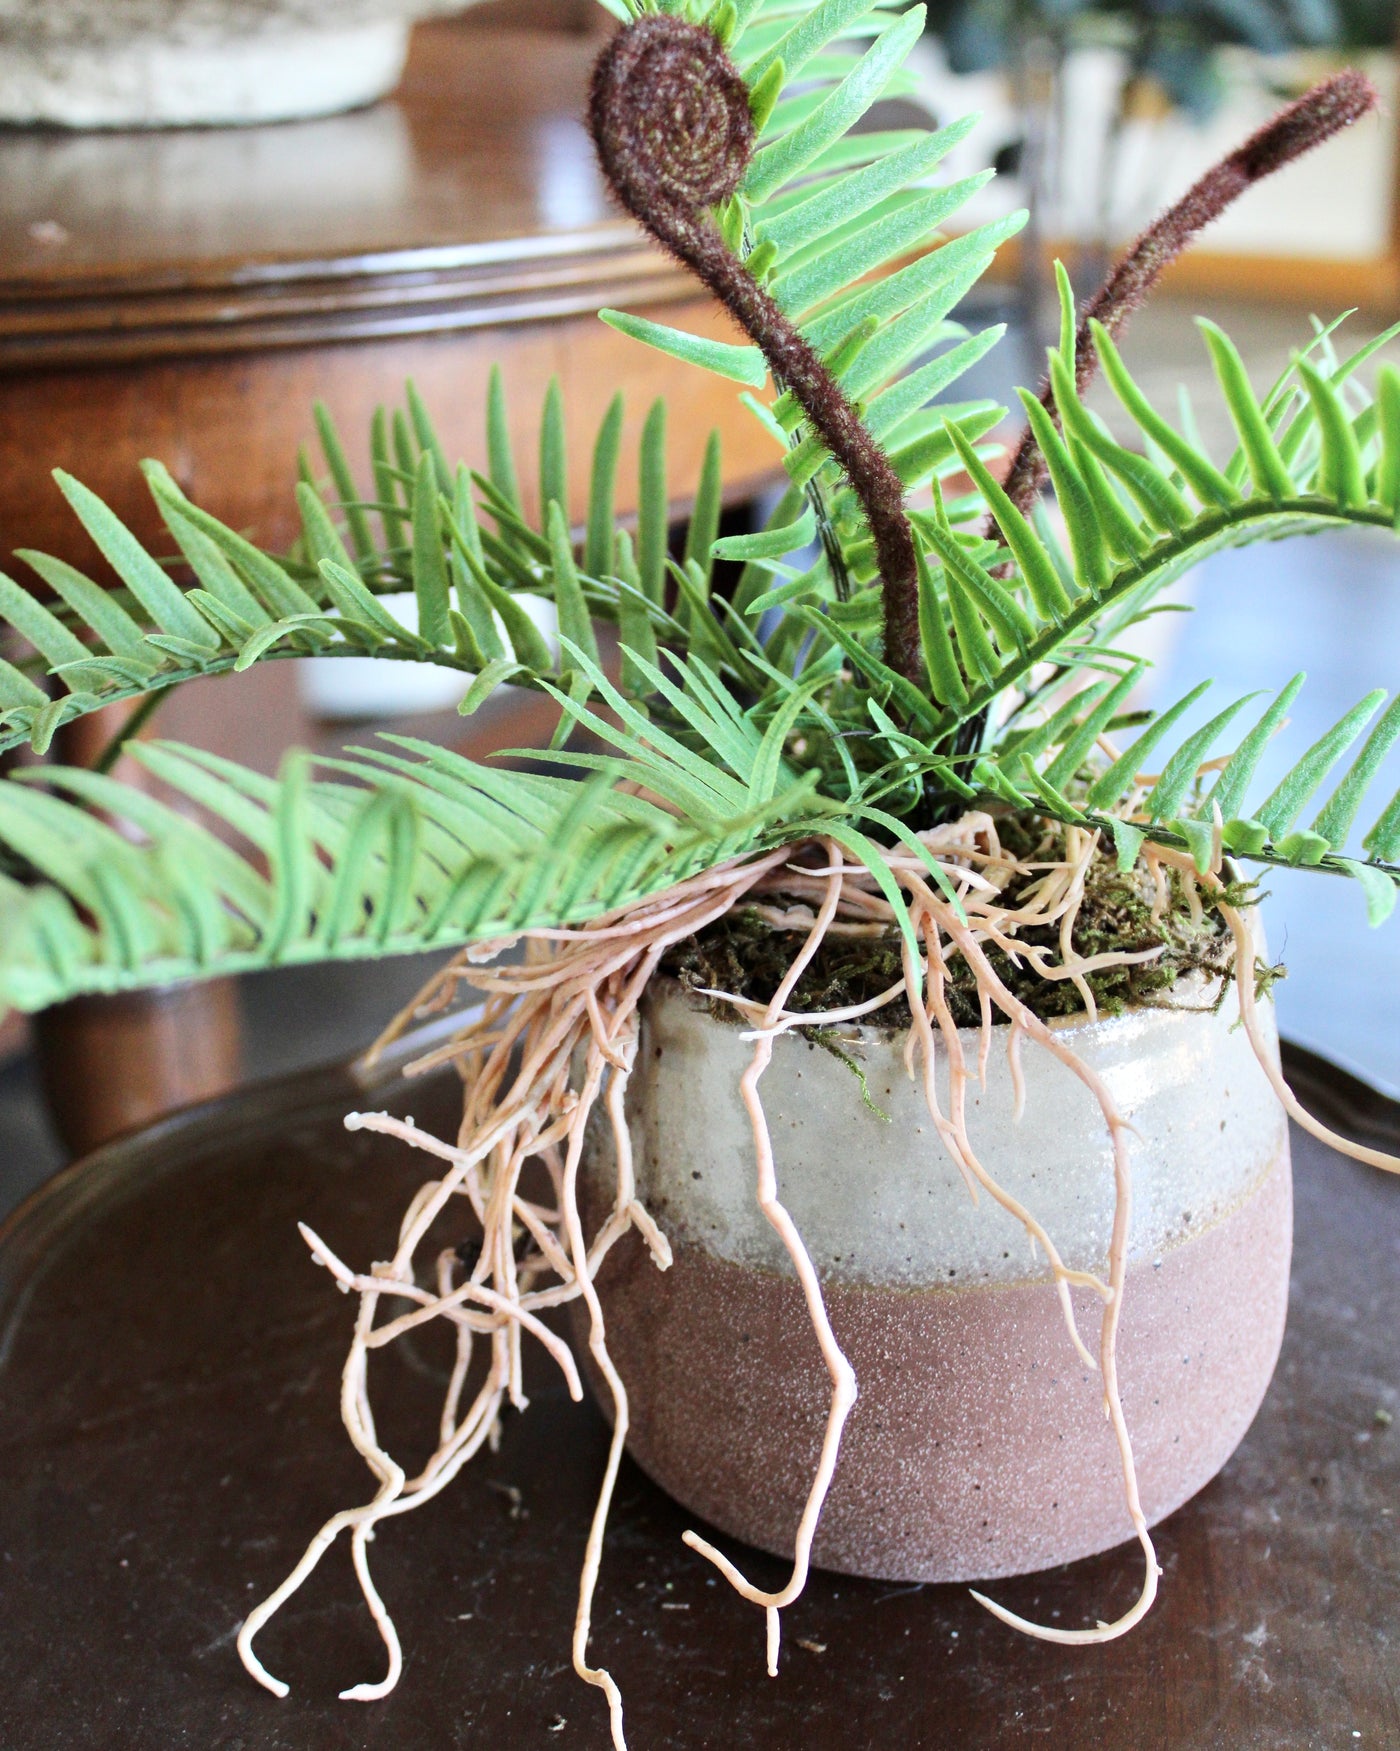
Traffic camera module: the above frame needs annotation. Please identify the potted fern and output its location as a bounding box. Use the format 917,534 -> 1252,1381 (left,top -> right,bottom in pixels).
0,0 -> 1396,1743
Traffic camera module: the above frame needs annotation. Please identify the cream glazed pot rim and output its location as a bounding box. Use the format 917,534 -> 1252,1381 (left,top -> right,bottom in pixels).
605,971 -> 1289,1293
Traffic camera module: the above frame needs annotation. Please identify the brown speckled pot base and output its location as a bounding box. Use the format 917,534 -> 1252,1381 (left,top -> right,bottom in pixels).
581,977 -> 1294,1583
589,1146 -> 1290,1581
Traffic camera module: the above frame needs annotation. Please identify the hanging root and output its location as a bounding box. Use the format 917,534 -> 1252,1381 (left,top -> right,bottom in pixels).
237,846 -> 793,1745
237,815 -> 1400,1741
679,845 -> 859,1678
1136,841 -> 1400,1179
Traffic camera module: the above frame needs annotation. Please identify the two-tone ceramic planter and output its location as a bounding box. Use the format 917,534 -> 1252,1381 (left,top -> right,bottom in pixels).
585,974 -> 1291,1582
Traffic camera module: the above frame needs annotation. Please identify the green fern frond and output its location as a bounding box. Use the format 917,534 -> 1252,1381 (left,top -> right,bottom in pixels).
911,293 -> 1400,738
990,672 -> 1400,914
0,730 -> 843,1013
0,373 -> 765,753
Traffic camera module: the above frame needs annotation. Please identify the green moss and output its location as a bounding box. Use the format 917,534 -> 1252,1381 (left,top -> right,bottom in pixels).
661,814 -> 1266,1030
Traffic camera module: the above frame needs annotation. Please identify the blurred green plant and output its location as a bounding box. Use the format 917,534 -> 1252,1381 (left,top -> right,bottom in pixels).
925,0 -> 1364,120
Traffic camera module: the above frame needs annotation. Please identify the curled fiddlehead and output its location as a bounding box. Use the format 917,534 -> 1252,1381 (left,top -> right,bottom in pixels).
589,16 -> 925,687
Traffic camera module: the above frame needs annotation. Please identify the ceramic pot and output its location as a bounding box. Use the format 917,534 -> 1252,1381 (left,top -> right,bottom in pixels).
584,974 -> 1291,1583
0,0 -> 474,128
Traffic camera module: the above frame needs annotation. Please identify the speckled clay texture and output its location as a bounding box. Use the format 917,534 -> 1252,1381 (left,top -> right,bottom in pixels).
583,978 -> 1293,1582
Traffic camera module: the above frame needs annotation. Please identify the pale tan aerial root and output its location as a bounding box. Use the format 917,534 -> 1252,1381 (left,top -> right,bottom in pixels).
236,814 -> 1400,1742
237,845 -> 796,1739
1145,842 -> 1400,1181
679,846 -> 859,1677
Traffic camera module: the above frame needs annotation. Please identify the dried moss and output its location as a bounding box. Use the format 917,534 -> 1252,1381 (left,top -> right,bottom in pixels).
661,817 -> 1258,1031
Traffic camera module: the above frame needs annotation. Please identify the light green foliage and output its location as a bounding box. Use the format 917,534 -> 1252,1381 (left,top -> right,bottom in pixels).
0,0 -> 1395,1010
598,310 -> 769,386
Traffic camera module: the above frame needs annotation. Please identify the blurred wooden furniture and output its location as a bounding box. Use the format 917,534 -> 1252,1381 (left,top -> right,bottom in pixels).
474,0 -> 598,37
0,14 -> 782,1151
32,982 -> 243,1158
0,17 -> 776,565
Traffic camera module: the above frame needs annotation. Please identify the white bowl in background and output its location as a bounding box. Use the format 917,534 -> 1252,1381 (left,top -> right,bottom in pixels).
0,0 -> 477,127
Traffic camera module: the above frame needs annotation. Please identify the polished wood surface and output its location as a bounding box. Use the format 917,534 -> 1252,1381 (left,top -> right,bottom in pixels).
32,979 -> 243,1158
0,306 -> 781,563
0,20 -> 781,564
0,1044 -> 1396,1748
0,24 -> 680,366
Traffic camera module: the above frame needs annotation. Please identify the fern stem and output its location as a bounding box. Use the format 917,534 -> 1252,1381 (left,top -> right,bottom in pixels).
959,495 -> 1396,727
588,16 -> 924,687
92,688 -> 167,775
999,69 -> 1378,518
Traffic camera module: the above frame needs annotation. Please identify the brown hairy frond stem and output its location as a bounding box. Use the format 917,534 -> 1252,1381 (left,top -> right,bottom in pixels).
998,69 -> 1379,519
588,15 -> 925,686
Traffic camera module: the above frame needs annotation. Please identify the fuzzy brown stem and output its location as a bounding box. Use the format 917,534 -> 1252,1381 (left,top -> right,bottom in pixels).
589,16 -> 923,686
999,68 -> 1379,518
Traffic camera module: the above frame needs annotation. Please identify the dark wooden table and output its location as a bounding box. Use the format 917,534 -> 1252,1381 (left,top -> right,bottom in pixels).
1,1043 -> 1396,1750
